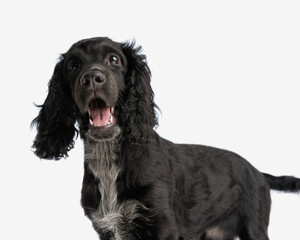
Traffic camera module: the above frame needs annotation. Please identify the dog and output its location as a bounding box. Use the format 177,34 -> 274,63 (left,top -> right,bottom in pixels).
32,37 -> 300,240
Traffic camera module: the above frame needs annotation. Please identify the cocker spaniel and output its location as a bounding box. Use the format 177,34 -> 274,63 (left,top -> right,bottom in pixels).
32,37 -> 300,240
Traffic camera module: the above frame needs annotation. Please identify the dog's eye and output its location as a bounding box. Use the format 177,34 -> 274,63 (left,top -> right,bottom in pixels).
108,54 -> 121,66
68,61 -> 81,71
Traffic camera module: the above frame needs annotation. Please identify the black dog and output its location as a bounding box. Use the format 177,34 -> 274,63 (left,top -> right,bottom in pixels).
32,37 -> 300,240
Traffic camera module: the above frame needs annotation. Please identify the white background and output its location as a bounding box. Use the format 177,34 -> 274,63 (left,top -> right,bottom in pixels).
1,1 -> 299,239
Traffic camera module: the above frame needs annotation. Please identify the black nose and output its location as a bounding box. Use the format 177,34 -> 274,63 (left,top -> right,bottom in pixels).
80,70 -> 106,88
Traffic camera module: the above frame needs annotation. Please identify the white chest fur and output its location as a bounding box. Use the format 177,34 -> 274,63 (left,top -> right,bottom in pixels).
84,132 -> 148,239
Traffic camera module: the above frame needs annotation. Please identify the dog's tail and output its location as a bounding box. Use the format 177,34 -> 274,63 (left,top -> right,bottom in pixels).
263,173 -> 300,193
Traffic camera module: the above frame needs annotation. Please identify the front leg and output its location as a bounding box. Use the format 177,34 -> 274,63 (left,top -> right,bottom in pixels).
81,164 -> 101,218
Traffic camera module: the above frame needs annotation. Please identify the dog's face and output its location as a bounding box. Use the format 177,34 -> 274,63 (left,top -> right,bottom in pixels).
63,37 -> 128,140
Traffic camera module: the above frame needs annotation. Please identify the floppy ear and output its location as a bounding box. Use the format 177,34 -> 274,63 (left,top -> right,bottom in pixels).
32,57 -> 77,160
120,42 -> 158,143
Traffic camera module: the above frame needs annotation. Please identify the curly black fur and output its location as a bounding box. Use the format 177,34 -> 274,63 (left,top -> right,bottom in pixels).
32,57 -> 78,160
119,42 -> 158,143
32,37 -> 300,240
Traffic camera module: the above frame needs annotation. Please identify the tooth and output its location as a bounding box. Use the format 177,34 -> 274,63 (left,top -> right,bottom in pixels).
89,118 -> 93,125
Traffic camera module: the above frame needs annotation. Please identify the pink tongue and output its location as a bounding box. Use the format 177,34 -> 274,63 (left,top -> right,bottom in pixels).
91,107 -> 111,127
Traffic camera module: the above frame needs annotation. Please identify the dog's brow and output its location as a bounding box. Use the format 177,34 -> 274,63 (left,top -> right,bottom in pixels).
102,44 -> 123,56
68,52 -> 82,59
67,49 -> 84,60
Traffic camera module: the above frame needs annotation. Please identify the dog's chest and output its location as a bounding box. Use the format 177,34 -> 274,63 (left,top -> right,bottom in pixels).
87,154 -> 120,214
84,139 -> 146,239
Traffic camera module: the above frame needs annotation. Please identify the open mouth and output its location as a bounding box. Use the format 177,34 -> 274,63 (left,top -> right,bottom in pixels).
88,99 -> 115,128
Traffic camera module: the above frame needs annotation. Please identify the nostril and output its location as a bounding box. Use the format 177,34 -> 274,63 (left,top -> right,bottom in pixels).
95,76 -> 103,84
81,77 -> 90,86
94,72 -> 106,85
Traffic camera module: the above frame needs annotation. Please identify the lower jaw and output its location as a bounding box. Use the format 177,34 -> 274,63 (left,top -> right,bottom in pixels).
85,124 -> 121,142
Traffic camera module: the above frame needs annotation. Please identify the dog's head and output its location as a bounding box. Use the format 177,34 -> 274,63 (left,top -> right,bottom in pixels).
32,37 -> 158,160
65,38 -> 127,141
